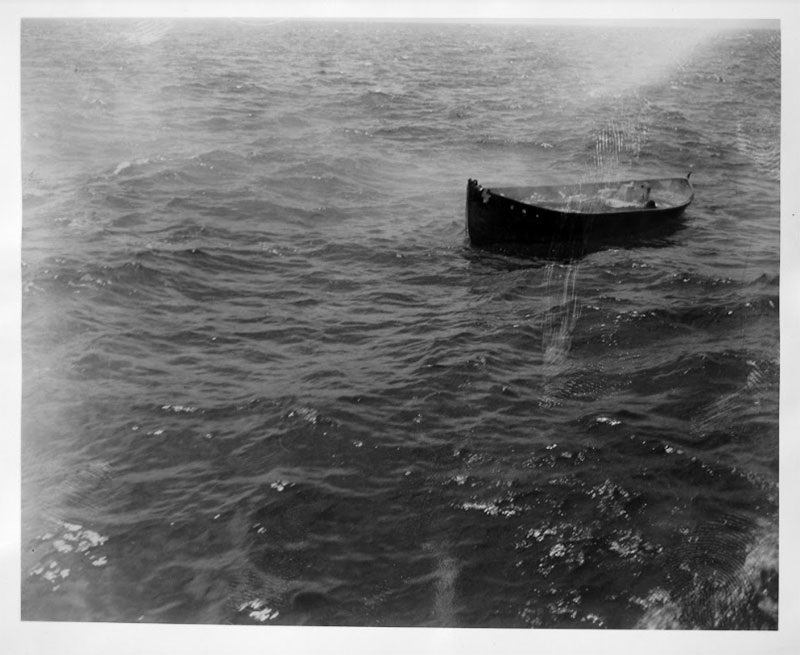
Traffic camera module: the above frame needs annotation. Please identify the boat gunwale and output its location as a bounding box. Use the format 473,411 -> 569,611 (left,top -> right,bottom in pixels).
478,176 -> 694,217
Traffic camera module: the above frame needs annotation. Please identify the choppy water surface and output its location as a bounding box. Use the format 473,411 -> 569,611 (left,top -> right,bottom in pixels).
21,19 -> 779,628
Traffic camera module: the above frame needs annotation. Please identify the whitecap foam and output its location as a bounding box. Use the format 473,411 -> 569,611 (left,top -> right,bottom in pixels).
28,520 -> 110,589
237,599 -> 280,622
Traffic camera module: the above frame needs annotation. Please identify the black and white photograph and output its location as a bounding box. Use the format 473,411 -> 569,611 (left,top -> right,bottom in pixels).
10,1 -> 799,652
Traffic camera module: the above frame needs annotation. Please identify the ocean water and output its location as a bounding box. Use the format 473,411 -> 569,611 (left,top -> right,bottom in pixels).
21,19 -> 779,629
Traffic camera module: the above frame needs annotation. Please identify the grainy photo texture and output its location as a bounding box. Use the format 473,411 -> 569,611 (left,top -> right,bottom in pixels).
21,18 -> 779,628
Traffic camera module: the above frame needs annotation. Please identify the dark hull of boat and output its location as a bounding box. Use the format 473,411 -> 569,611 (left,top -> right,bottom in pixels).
466,177 -> 694,248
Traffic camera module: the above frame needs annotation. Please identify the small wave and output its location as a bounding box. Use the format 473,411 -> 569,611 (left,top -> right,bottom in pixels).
112,160 -> 133,176
736,118 -> 780,180
24,257 -> 172,299
597,295 -> 778,341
